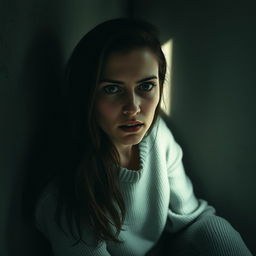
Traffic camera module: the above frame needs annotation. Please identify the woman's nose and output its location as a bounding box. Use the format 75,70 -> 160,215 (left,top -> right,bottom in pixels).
122,93 -> 141,116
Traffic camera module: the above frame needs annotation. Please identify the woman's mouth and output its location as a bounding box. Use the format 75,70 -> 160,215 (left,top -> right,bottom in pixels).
119,124 -> 144,133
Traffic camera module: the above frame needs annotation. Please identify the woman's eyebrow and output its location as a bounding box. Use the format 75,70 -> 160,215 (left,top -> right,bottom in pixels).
99,76 -> 158,84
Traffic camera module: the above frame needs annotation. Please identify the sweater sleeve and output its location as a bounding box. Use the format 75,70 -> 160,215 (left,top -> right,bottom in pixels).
163,126 -> 216,234
34,190 -> 112,256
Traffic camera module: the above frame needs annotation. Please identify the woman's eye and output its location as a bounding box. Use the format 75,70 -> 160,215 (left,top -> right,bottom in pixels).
103,85 -> 120,94
139,82 -> 156,92
102,82 -> 156,95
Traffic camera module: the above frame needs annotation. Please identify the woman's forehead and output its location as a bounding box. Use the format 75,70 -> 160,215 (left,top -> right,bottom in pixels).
102,49 -> 158,79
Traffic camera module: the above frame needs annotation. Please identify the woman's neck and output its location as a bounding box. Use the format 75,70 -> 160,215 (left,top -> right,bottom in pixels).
119,144 -> 140,170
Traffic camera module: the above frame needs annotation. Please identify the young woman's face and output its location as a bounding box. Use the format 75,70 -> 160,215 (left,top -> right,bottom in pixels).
95,48 -> 160,152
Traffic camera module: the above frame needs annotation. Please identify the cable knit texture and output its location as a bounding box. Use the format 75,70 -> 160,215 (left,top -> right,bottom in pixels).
34,116 -> 253,256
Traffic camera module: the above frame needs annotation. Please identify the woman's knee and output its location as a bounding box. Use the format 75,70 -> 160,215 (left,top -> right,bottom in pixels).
182,214 -> 252,255
190,215 -> 240,242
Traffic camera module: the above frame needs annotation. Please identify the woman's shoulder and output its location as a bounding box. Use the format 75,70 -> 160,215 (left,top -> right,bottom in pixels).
34,179 -> 59,233
152,115 -> 176,144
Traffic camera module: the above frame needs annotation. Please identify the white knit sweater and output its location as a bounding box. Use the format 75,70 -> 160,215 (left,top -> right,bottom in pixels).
34,116 -> 217,256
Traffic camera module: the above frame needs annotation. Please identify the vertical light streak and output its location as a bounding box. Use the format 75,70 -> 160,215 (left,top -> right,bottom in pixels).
160,39 -> 173,116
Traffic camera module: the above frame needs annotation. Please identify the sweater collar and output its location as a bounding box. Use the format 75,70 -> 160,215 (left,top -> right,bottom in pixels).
118,136 -> 148,183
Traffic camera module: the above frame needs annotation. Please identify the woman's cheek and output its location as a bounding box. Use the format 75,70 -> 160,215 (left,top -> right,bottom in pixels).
98,99 -> 119,117
146,94 -> 159,108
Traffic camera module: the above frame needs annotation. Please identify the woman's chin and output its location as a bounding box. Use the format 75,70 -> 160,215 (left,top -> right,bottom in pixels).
116,134 -> 144,147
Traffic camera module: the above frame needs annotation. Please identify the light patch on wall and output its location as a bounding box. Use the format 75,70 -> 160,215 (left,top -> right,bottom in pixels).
160,39 -> 173,117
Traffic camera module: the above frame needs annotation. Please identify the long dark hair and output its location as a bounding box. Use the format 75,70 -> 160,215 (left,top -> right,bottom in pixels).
51,18 -> 167,246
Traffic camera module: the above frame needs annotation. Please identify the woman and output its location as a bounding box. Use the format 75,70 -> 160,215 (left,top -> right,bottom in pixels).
34,18 -> 253,255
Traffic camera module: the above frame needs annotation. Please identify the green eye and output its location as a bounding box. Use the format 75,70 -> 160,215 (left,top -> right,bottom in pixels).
139,82 -> 156,91
103,85 -> 120,94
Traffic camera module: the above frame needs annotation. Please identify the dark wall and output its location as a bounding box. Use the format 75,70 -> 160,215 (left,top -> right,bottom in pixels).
0,1 -> 127,255
133,0 -> 256,254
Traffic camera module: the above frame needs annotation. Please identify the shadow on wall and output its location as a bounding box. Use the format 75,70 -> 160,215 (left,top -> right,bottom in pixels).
5,30 -> 66,256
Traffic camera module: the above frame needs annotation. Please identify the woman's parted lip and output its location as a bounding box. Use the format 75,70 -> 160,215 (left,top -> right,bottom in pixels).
119,120 -> 144,127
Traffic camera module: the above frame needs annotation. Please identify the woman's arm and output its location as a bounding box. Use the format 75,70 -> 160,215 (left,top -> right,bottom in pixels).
162,124 -> 253,255
165,138 -> 216,233
34,191 -> 112,256
156,116 -> 216,233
